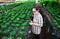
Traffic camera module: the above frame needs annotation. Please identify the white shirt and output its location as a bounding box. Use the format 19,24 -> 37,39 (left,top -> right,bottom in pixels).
32,13 -> 43,34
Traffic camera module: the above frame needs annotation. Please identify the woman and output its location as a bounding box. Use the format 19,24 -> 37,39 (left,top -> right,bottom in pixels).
29,6 -> 43,39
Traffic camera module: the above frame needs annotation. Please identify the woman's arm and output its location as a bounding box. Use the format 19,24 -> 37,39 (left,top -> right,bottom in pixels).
29,15 -> 43,27
37,16 -> 43,27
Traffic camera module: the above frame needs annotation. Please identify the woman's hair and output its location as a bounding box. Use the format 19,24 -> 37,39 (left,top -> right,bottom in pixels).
33,3 -> 40,11
33,3 -> 43,14
34,3 -> 40,7
30,3 -> 43,21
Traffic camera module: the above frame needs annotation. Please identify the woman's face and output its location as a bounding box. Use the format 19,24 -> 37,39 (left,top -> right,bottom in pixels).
32,8 -> 36,14
32,8 -> 39,15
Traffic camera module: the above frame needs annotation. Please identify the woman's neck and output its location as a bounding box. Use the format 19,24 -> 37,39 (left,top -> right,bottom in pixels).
34,12 -> 40,16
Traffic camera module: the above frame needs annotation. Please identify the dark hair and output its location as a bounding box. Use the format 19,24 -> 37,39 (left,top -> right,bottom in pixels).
30,3 -> 43,21
33,7 -> 40,11
33,3 -> 40,11
33,3 -> 44,16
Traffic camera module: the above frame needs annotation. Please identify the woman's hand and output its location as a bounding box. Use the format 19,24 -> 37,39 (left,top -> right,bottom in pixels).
29,22 -> 38,26
30,21 -> 33,23
29,21 -> 33,25
32,23 -> 38,26
29,20 -> 38,26
29,22 -> 34,25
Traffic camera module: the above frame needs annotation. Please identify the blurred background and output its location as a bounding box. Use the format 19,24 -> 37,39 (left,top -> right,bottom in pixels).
0,0 -> 60,39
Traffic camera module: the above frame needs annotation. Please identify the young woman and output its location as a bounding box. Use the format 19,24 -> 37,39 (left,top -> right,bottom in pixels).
29,6 -> 43,39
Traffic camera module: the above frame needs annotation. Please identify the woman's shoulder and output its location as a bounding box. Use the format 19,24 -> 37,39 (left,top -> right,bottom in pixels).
38,13 -> 42,17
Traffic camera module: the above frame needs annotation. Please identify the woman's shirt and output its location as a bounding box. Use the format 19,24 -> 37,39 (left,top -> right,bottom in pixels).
32,13 -> 43,34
